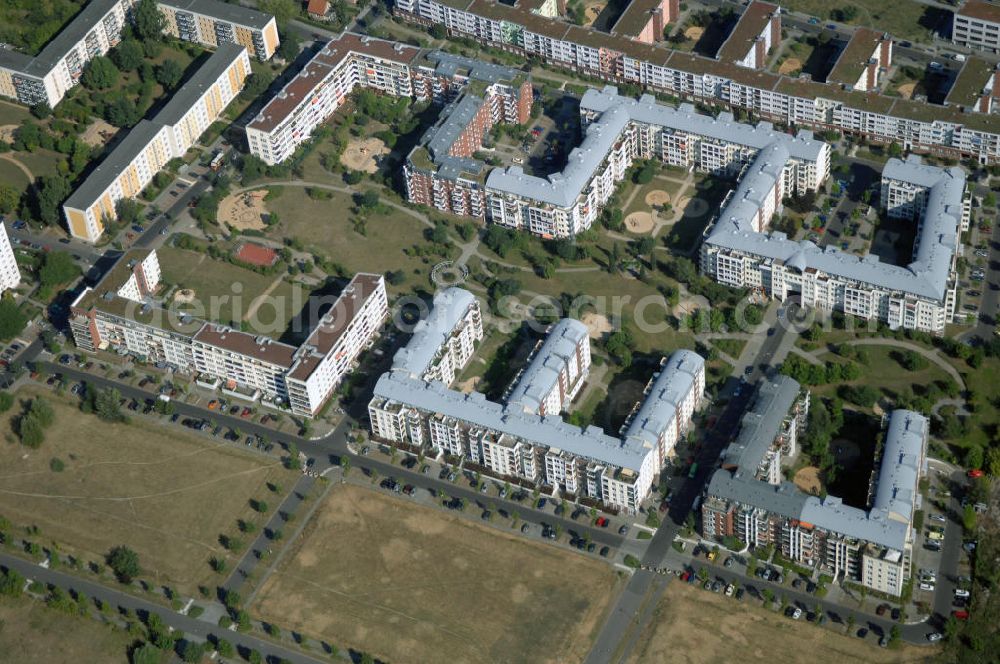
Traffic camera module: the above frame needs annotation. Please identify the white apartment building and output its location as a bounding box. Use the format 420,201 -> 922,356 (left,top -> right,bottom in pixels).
826,29 -> 893,93
246,33 -> 420,165
953,0 -> 1000,53
715,1 -> 780,70
395,0 -> 1000,163
506,318 -> 591,415
369,294 -> 704,513
703,378 -> 925,597
69,249 -> 387,416
62,43 -> 250,241
485,86 -> 829,239
390,287 -> 483,385
0,222 -> 22,297
0,0 -> 275,108
701,141 -> 967,334
622,350 -> 706,468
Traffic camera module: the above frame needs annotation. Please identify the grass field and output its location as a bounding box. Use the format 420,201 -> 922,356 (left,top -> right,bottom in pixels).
268,188 -> 442,293
0,387 -> 296,596
0,101 -> 31,127
811,345 -> 954,401
629,582 -> 927,664
9,149 -> 63,180
0,596 -> 132,664
777,0 -> 941,43
0,159 -> 31,190
156,246 -> 297,334
253,485 -> 622,664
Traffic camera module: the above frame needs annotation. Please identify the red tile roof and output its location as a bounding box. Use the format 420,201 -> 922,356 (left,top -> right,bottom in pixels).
307,0 -> 329,15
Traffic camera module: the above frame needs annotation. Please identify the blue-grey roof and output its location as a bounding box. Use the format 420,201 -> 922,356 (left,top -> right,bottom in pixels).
624,349 -> 704,449
25,0 -> 123,75
707,153 -> 965,302
486,85 -> 825,209
425,50 -> 521,84
708,394 -> 925,551
392,288 -> 477,379
721,374 -> 800,473
872,409 -> 927,523
507,318 -> 589,414
425,94 -> 487,161
374,370 -> 654,471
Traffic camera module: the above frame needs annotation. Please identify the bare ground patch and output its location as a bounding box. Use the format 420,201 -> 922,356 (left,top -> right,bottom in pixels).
629,581 -> 927,664
793,466 -> 823,495
897,82 -> 917,99
684,26 -> 705,40
253,485 -> 621,664
219,189 -> 269,231
340,137 -> 389,174
80,118 -> 119,148
644,189 -> 670,207
625,211 -> 655,234
583,312 -> 613,340
778,57 -> 803,75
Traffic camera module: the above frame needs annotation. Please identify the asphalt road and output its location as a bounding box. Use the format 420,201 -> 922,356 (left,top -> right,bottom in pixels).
0,551 -> 331,664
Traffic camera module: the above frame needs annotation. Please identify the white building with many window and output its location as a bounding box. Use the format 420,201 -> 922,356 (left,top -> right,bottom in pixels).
368,290 -> 705,513
953,1 -> 1000,53
484,86 -> 829,238
0,222 -> 22,297
702,153 -> 968,334
69,249 -> 387,416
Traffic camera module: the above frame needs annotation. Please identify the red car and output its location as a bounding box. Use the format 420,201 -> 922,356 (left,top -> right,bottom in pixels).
952,610 -> 969,621
968,469 -> 985,478
595,517 -> 609,527
241,407 -> 251,418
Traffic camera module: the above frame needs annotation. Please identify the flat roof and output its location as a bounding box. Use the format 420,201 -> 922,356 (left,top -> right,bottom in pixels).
507,318 -> 589,414
611,0 -> 664,37
715,0 -> 777,63
248,32 -> 420,133
193,324 -> 297,368
827,28 -> 886,87
624,350 -> 704,449
156,43 -> 247,125
957,0 -> 1000,23
287,273 -> 385,381
160,0 -> 275,30
64,120 -> 168,211
720,375 -> 801,473
945,57 -> 997,108
392,287 -> 478,379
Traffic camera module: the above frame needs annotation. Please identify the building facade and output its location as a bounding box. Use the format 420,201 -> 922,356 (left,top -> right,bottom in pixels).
368,289 -> 704,513
0,222 -> 22,297
0,0 -> 275,108
62,44 -> 251,241
715,1 -> 781,70
394,0 -> 1000,163
826,28 -> 893,93
68,249 -> 387,416
953,0 -> 1000,53
702,380 -> 926,597
159,0 -> 279,60
701,145 -> 967,334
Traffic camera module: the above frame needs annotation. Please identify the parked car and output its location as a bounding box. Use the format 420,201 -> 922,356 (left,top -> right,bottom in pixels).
595,517 -> 609,527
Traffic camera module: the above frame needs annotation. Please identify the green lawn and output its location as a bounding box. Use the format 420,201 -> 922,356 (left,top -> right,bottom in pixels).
811,345 -> 954,402
0,101 -> 31,127
777,0 -> 939,44
266,188 -> 444,294
0,158 -> 31,189
156,246 -> 295,334
663,177 -> 730,253
711,338 -> 747,359
11,149 -> 62,180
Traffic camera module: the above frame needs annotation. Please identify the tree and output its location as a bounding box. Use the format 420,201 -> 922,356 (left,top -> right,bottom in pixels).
81,56 -> 119,90
887,142 -> 903,158
112,39 -> 145,71
0,392 -> 13,413
0,185 -> 19,214
962,504 -> 978,532
131,643 -> 161,664
965,444 -> 984,471
116,197 -> 143,225
39,251 -> 80,287
107,545 -> 141,583
357,190 -> 380,209
215,639 -> 234,658
277,27 -> 300,61
17,413 -> 45,448
30,102 -> 51,119
29,398 -> 54,428
134,0 -> 165,42
34,175 -> 72,226
243,71 -> 274,98
155,59 -> 184,90
0,568 -> 24,597
260,0 -> 298,24
0,298 -> 27,342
